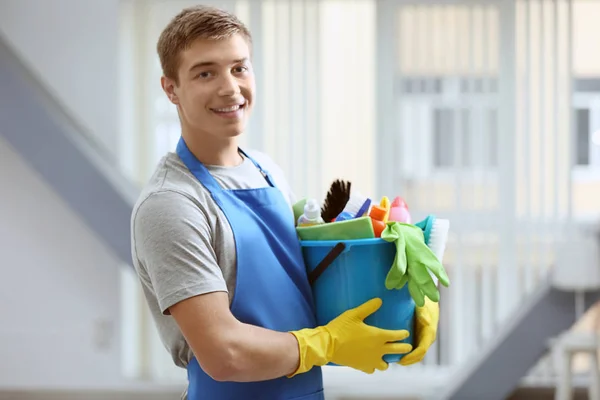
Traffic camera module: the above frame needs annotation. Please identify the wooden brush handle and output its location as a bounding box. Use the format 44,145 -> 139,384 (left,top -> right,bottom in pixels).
308,242 -> 346,285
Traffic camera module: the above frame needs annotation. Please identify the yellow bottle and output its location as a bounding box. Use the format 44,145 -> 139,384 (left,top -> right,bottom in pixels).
379,196 -> 391,223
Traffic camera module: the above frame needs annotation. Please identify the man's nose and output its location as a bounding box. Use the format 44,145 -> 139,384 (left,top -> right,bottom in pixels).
218,73 -> 240,97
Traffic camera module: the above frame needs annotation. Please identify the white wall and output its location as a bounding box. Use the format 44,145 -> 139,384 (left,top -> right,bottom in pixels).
0,0 -> 120,155
0,137 -> 122,388
0,0 -> 124,389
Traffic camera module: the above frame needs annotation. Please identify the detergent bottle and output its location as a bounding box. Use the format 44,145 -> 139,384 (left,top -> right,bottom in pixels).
388,196 -> 411,223
297,198 -> 325,227
379,196 -> 391,223
369,205 -> 387,238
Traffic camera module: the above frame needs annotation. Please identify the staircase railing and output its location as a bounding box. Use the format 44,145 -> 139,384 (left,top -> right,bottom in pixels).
0,32 -> 139,266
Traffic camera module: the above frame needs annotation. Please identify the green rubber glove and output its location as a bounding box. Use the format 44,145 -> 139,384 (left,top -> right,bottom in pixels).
382,222 -> 450,307
380,223 -> 408,289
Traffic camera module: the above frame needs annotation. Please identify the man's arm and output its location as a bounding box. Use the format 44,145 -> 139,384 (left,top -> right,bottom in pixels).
169,291 -> 300,382
133,191 -> 301,382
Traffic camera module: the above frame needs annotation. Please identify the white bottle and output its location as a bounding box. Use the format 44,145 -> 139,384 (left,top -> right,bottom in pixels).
297,199 -> 325,227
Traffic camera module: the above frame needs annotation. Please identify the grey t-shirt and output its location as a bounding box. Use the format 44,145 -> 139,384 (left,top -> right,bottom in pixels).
130,150 -> 296,369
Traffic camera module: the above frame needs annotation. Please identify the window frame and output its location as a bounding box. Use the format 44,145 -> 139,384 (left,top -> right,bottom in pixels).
396,75 -> 500,183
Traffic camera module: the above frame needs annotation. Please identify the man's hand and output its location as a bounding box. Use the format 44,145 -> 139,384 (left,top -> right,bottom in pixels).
290,298 -> 413,375
399,298 -> 439,366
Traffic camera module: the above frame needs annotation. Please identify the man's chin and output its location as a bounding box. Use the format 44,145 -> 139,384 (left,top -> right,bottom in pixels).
222,129 -> 244,138
220,124 -> 246,138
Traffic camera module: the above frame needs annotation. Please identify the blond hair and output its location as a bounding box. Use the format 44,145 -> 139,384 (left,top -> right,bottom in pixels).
157,5 -> 252,84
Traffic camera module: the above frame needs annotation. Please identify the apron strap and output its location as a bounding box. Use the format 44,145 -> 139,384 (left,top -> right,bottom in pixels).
176,137 -> 276,193
176,137 -> 223,194
238,148 -> 276,188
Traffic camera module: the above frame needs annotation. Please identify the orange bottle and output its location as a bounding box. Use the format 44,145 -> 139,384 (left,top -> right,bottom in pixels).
369,205 -> 387,238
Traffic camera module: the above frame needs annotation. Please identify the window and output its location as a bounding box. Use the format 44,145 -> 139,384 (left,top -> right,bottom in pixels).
432,107 -> 498,169
397,76 -> 499,175
572,79 -> 600,172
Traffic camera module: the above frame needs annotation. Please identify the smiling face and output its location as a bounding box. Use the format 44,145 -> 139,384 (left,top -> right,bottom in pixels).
161,34 -> 255,142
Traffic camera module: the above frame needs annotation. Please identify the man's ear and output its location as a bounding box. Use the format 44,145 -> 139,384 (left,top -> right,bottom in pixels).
161,76 -> 179,105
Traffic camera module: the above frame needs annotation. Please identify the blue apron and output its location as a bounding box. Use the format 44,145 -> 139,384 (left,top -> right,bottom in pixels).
176,138 -> 324,400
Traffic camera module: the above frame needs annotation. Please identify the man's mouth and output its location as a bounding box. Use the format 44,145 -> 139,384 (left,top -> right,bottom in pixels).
210,101 -> 247,120
213,104 -> 242,112
211,102 -> 246,114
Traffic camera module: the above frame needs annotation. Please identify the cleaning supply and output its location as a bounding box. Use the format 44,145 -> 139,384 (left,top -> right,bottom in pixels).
292,199 -> 307,225
335,191 -> 371,221
296,216 -> 375,241
398,298 -> 439,366
381,222 -> 450,307
297,199 -> 325,227
388,196 -> 411,223
288,298 -> 413,376
380,223 -> 408,290
414,215 -> 435,244
369,205 -> 387,238
425,217 -> 450,263
354,198 -> 372,219
379,196 -> 391,223
320,179 -> 352,222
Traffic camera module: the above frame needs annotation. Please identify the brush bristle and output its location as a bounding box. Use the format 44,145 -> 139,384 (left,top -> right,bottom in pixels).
428,218 -> 450,263
321,179 -> 352,222
344,192 -> 369,217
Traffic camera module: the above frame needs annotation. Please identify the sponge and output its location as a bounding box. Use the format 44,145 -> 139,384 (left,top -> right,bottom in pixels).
296,217 -> 375,241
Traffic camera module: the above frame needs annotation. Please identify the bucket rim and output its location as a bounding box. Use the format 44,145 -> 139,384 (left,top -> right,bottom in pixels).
300,238 -> 389,247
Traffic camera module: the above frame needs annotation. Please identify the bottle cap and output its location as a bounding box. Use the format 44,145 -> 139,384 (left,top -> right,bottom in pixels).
369,205 -> 386,220
391,196 -> 408,209
304,199 -> 321,220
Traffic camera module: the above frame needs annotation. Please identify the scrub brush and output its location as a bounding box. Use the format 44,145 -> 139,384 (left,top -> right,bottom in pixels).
427,218 -> 450,263
321,179 -> 351,222
334,191 -> 371,221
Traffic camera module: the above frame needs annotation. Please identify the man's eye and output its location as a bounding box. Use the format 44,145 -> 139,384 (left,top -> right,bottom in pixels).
197,71 -> 212,79
233,66 -> 248,74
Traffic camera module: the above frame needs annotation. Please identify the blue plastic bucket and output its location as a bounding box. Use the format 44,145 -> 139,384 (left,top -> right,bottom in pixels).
300,238 -> 415,363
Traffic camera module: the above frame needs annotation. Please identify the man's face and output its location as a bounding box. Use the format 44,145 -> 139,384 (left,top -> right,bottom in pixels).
162,34 -> 254,140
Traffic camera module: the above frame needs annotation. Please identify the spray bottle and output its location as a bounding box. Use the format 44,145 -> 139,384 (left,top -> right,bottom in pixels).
388,196 -> 411,223
369,205 -> 387,238
297,199 -> 325,227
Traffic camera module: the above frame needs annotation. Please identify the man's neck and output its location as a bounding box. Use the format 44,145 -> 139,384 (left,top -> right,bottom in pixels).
181,131 -> 243,167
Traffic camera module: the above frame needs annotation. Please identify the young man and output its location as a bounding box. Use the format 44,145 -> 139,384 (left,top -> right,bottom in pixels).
130,5 -> 439,400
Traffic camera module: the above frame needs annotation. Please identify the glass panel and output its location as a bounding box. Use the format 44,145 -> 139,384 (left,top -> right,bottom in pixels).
576,108 -> 590,165
488,108 -> 498,167
462,108 -> 471,167
433,108 -> 454,167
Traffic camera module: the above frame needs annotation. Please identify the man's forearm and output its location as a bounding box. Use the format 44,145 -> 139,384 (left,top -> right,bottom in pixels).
169,292 -> 308,383
215,322 -> 302,382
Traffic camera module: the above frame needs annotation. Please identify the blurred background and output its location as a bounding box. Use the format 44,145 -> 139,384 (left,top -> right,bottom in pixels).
1,0 -> 600,399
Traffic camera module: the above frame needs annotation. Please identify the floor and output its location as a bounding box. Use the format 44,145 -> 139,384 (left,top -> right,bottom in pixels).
508,387 -> 591,400
0,387 -> 593,400
334,387 -> 591,400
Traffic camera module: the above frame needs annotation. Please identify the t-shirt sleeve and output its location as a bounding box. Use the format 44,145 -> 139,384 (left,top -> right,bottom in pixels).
132,190 -> 228,315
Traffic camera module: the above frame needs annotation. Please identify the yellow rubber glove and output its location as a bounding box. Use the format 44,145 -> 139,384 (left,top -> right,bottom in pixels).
399,298 -> 439,366
289,298 -> 412,376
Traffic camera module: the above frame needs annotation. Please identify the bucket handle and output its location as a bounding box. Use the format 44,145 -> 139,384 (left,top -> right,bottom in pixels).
308,242 -> 346,285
